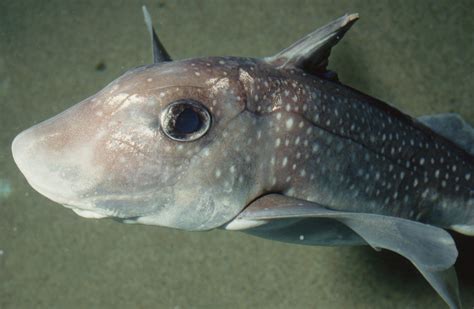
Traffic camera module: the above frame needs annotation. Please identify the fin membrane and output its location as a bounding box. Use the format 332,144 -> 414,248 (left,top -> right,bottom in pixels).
418,113 -> 474,155
142,6 -> 172,63
265,13 -> 358,78
234,194 -> 460,308
415,266 -> 461,309
233,217 -> 366,246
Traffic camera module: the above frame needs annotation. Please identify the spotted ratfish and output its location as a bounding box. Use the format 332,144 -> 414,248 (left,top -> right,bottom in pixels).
11,7 -> 474,308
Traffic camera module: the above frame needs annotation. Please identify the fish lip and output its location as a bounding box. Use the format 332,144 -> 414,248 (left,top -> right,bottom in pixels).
65,206 -> 110,219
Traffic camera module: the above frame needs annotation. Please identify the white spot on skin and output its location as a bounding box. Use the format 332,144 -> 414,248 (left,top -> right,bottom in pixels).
275,138 -> 281,147
194,72 -> 201,76
299,235 -> 305,241
230,166 -> 236,174
420,189 -> 429,198
286,118 -> 294,130
282,157 -> 288,167
147,78 -> 153,82
215,169 -> 221,178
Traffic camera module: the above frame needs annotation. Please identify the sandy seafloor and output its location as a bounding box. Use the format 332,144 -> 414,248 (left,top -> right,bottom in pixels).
1,0 -> 473,308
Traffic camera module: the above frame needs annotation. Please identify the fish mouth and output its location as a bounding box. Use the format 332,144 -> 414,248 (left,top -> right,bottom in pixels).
66,206 -> 110,219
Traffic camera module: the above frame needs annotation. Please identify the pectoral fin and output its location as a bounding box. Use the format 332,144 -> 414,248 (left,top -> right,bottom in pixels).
233,194 -> 460,308
415,266 -> 461,309
227,217 -> 366,246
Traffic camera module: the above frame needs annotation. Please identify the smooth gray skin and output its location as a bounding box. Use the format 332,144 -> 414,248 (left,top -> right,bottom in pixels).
10,10 -> 474,309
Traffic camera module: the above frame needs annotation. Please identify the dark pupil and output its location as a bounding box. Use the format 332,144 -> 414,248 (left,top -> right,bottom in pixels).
174,108 -> 202,134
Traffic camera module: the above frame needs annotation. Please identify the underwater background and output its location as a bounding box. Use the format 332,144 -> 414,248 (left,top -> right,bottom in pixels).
1,0 -> 473,308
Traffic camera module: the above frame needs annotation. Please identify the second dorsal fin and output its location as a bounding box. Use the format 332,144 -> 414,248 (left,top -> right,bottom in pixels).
265,13 -> 358,78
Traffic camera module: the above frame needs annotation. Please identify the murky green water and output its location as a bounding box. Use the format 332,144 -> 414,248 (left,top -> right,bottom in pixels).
1,0 -> 473,308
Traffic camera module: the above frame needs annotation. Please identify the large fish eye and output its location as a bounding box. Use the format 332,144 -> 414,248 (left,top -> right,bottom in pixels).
160,99 -> 211,142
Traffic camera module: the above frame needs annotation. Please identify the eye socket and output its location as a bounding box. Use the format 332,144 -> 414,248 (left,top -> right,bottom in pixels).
160,99 -> 211,142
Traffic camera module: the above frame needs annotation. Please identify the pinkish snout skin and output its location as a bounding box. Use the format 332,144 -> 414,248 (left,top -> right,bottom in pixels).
12,58 -> 266,230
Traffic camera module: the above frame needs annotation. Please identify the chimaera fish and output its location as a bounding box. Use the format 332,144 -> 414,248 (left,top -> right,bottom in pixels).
11,7 -> 474,308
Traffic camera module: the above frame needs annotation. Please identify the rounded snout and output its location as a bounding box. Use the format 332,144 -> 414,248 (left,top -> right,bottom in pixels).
11,98 -> 108,208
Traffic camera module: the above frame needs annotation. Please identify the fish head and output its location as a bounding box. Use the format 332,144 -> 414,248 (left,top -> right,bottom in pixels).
12,57 -> 265,230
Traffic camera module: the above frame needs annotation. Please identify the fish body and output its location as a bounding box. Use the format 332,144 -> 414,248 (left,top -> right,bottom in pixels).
220,58 -> 474,230
11,9 -> 474,308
